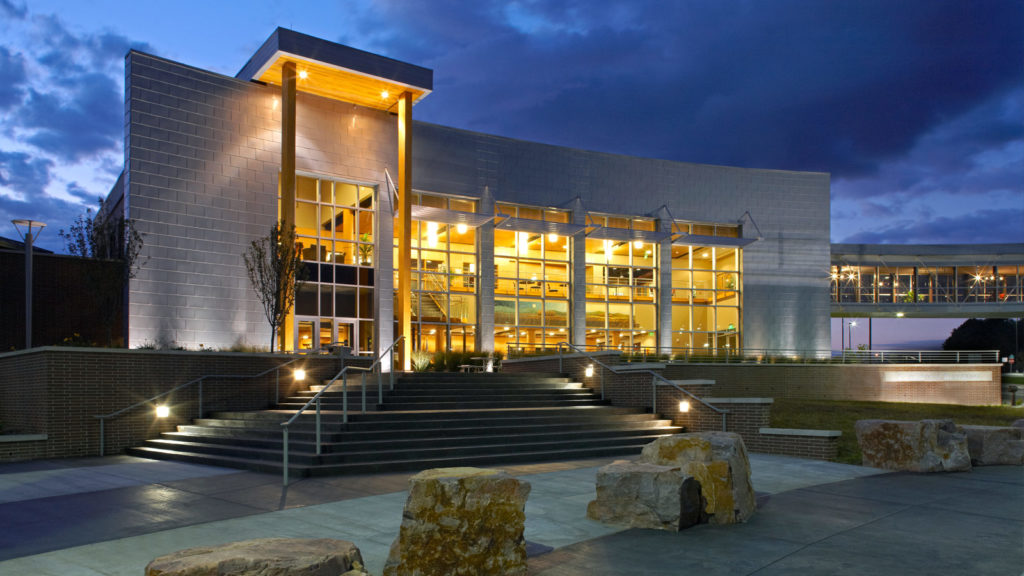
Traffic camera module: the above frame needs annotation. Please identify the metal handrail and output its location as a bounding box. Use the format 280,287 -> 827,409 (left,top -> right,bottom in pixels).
557,341 -> 727,431
513,344 -> 1000,365
280,335 -> 404,485
93,357 -> 302,456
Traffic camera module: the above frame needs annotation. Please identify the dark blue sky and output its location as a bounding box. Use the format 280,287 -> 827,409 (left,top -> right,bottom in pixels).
0,0 -> 1021,347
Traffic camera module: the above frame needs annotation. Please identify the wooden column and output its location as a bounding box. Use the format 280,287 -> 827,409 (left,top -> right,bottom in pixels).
397,91 -> 413,369
280,61 -> 297,352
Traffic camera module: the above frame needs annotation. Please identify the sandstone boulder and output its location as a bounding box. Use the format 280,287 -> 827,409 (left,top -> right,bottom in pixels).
962,425 -> 1024,465
383,467 -> 531,576
855,419 -> 971,472
145,538 -> 367,576
586,460 -> 706,531
638,432 -> 756,525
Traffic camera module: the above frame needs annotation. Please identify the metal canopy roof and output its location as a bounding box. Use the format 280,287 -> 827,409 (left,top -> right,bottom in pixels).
496,217 -> 586,237
672,234 -> 758,249
411,206 -> 493,228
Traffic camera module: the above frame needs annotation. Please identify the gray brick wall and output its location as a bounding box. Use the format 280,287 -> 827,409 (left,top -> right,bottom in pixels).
125,51 -> 397,350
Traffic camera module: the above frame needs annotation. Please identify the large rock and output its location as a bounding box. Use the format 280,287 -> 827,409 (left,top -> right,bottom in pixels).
855,419 -> 971,472
586,460 -> 706,531
145,538 -> 367,576
962,425 -> 1024,465
383,467 -> 531,576
638,432 -> 756,525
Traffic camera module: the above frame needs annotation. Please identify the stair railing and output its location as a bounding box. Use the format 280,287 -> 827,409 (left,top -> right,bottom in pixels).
280,335 -> 404,486
556,341 -> 727,431
93,357 -> 302,457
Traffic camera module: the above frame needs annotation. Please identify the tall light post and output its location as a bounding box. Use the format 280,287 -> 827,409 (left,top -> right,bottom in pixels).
11,220 -> 46,349
848,320 -> 857,350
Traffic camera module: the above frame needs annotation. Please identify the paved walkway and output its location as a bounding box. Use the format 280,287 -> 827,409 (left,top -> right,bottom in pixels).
0,454 -> 1020,575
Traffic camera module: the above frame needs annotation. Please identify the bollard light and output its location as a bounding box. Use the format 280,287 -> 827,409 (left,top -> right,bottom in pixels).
294,368 -> 306,381
155,405 -> 170,418
584,364 -> 594,378
679,401 -> 690,413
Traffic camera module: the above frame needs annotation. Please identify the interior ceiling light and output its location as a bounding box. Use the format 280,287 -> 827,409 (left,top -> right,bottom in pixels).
548,233 -> 558,242
633,240 -> 643,249
456,223 -> 468,234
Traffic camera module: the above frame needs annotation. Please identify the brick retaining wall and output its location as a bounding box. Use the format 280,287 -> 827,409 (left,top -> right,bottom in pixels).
662,363 -> 1001,405
0,348 -> 340,460
508,355 -> 842,461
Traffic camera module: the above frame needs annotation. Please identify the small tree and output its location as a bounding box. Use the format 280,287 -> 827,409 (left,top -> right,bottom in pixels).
243,221 -> 306,351
59,201 -> 145,346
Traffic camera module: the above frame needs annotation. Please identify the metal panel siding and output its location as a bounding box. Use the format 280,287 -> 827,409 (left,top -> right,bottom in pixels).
126,51 -> 397,350
412,122 -> 831,352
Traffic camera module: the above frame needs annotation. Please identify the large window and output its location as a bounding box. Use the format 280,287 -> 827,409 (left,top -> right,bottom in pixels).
493,204 -> 571,353
395,192 -> 478,353
583,215 -> 658,352
670,222 -> 742,354
287,174 -> 376,352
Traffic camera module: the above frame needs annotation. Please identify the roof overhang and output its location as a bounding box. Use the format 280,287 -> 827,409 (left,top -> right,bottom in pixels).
411,206 -> 493,228
497,217 -> 586,237
586,227 -> 671,243
672,234 -> 758,249
238,28 -> 433,111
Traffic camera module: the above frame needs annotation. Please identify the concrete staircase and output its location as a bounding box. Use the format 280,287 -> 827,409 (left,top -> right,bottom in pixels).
127,372 -> 681,477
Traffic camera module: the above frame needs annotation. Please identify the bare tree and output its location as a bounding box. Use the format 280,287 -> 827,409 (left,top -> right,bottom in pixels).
243,221 -> 306,351
58,201 -> 146,346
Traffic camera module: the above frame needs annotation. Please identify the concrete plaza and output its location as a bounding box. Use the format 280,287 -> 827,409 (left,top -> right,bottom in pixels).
0,453 -> 1021,575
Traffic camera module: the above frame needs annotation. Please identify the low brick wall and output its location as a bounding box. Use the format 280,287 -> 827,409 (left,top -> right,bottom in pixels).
508,356 -> 842,461
0,347 -> 340,460
663,363 -> 1002,406
0,434 -> 49,461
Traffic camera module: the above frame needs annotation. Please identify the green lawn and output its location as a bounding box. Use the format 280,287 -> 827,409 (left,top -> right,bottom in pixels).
770,399 -> 1023,465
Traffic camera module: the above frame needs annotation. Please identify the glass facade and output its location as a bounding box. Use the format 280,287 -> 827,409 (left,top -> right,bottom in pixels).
583,215 -> 658,352
670,223 -> 742,353
831,264 -> 1023,304
287,176 -> 746,356
395,193 -> 479,353
493,204 -> 572,353
288,174 -> 376,352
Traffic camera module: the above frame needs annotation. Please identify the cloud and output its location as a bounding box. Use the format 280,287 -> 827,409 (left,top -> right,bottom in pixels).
841,207 -> 1024,244
0,150 -> 53,197
19,73 -> 123,162
0,0 -> 25,19
0,45 -> 27,110
362,0 -> 1023,181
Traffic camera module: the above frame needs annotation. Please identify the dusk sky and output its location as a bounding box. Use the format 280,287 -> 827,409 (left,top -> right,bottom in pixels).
0,0 -> 1021,349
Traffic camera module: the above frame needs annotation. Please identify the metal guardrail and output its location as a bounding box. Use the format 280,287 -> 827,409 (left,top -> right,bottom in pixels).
512,345 -> 1000,365
280,335 -> 404,486
94,357 -> 302,457
555,342 -> 728,431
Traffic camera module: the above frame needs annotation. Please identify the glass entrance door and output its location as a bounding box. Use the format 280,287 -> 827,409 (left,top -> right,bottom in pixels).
296,316 -> 358,353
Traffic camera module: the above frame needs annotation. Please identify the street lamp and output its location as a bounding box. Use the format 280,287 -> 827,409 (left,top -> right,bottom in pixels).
11,220 -> 46,349
847,320 -> 857,350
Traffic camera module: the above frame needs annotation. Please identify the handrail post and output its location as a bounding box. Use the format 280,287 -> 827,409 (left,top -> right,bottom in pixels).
558,343 -> 563,373
651,376 -> 657,415
198,380 -> 203,420
99,419 -> 104,456
282,426 -> 289,486
600,364 -> 605,401
361,371 -> 367,414
275,368 -> 280,404
342,372 -> 348,424
315,397 -> 321,455
378,365 -> 383,405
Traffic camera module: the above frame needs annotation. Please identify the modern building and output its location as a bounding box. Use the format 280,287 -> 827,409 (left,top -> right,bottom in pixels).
108,28 -> 835,360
